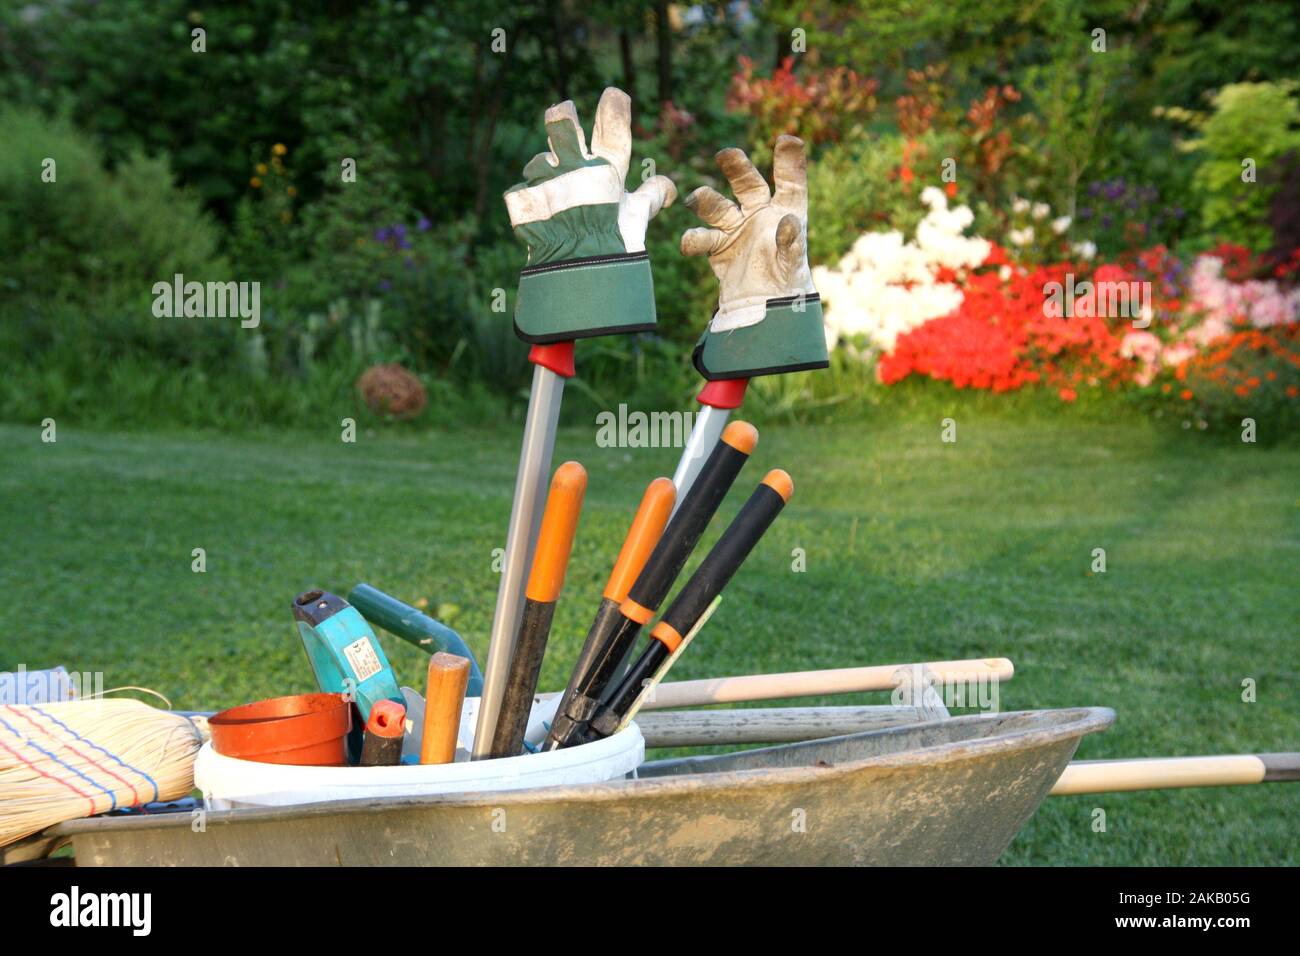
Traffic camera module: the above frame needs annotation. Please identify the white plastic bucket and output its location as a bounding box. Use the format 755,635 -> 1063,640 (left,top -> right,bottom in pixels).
195,696 -> 644,810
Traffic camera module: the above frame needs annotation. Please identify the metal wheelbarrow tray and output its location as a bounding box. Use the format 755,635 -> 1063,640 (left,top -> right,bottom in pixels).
54,707 -> 1113,866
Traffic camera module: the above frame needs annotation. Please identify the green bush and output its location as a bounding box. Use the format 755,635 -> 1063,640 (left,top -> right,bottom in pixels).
1189,82 -> 1300,253
0,105 -> 226,308
808,131 -> 955,265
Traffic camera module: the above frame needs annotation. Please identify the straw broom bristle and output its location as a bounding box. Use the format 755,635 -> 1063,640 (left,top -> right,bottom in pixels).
0,699 -> 203,847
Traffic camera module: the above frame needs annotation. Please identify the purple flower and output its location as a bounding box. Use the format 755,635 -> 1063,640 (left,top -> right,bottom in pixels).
393,223 -> 407,239
374,227 -> 392,242
397,237 -> 412,250
379,279 -> 392,292
1080,206 -> 1093,219
417,216 -> 431,232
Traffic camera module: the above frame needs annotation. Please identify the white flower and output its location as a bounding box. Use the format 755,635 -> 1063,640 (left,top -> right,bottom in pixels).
1072,240 -> 1097,260
998,265 -> 1012,282
1032,202 -> 1050,220
1012,197 -> 1030,214
1051,215 -> 1072,235
920,186 -> 947,209
1008,227 -> 1034,246
818,192 -> 990,353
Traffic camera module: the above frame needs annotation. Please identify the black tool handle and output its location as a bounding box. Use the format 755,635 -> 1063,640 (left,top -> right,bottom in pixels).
658,472 -> 789,638
589,642 -> 669,737
488,599 -> 556,757
542,597 -> 621,750
590,471 -> 792,739
359,730 -> 403,767
624,421 -> 757,612
291,589 -> 348,626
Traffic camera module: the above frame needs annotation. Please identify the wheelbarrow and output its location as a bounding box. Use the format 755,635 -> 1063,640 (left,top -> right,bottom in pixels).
51,707 -> 1113,866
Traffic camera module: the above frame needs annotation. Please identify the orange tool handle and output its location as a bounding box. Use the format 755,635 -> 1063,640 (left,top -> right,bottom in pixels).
524,461 -> 588,602
602,477 -> 676,602
421,653 -> 471,765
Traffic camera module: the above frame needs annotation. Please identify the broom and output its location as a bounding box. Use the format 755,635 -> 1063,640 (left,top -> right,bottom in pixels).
0,698 -> 205,847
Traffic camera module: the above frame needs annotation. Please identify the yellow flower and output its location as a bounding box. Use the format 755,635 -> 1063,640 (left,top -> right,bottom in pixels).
286,186 -> 298,197
256,163 -> 268,175
280,210 -> 293,224
250,176 -> 262,189
272,143 -> 287,156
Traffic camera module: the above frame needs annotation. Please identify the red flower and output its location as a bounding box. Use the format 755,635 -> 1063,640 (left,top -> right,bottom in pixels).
1059,387 -> 1077,402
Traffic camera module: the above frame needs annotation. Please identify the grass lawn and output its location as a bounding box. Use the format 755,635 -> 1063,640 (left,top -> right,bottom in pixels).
1,415 -> 1296,865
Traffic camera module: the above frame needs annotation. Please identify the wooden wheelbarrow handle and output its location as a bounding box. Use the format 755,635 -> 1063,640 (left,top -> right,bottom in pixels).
1050,753 -> 1300,795
639,657 -> 1014,710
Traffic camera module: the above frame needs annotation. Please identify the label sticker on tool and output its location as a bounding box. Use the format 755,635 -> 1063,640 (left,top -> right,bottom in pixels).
343,638 -> 383,682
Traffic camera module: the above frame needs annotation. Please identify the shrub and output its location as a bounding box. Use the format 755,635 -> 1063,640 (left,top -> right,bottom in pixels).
1159,326 -> 1300,438
809,131 -> 958,264
1188,82 -> 1300,253
0,105 -> 226,308
727,55 -> 878,166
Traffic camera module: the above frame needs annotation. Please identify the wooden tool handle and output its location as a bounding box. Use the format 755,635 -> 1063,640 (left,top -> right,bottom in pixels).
641,658 -> 1016,710
1049,754 -> 1300,796
421,653 -> 471,765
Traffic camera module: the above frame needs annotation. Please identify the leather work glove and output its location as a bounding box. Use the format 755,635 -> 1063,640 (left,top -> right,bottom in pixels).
504,87 -> 677,344
680,135 -> 828,380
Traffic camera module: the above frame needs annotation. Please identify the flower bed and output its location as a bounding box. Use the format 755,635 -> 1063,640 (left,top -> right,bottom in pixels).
820,196 -> 1300,422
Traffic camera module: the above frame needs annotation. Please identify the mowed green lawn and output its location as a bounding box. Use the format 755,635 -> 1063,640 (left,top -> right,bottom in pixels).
1,417 -> 1296,865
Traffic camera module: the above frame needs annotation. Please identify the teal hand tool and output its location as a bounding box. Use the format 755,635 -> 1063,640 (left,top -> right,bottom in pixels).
292,590 -> 403,727
347,584 -> 483,697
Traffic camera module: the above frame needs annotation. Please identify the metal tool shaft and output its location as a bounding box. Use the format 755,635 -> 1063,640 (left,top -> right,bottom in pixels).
671,404 -> 730,510
473,364 -> 564,758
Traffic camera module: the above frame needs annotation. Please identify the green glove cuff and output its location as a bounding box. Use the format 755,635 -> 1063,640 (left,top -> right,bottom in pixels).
692,294 -> 829,380
515,252 -> 657,344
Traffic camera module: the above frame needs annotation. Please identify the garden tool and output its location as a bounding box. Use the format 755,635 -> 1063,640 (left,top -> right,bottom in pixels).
587,470 -> 792,740
542,422 -> 758,751
1050,753 -> 1300,795
347,583 -> 483,696
476,88 -> 676,758
670,135 -> 828,511
0,699 -> 203,847
547,475 -> 674,749
642,657 -> 1014,710
291,590 -> 403,735
358,699 -> 406,767
420,653 -> 472,765
607,595 -> 721,736
488,461 -> 587,758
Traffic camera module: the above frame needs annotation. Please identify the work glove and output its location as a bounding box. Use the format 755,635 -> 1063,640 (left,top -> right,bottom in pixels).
504,87 -> 677,344
681,135 -> 828,379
